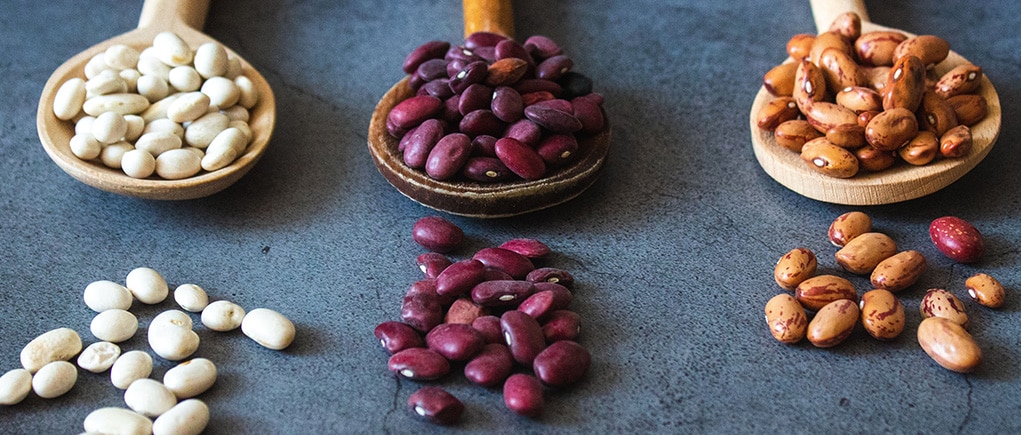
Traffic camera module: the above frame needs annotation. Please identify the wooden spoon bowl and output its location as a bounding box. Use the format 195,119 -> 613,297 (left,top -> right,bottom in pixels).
366,0 -> 611,218
749,0 -> 1001,205
36,0 -> 276,200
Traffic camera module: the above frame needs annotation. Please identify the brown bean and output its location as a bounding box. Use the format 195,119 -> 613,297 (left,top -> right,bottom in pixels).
965,273 -> 1006,308
894,35 -> 950,68
870,250 -> 927,292
855,146 -> 896,172
883,55 -> 926,112
541,310 -> 581,342
444,298 -> 488,324
826,123 -> 866,148
865,107 -> 918,151
855,31 -> 908,67
499,239 -> 551,259
763,293 -> 808,344
472,280 -> 536,307
864,66 -> 892,91
793,60 -> 826,110
828,211 -> 872,247
806,299 -> 859,348
917,317 -> 981,373
804,101 -> 858,135
426,323 -> 485,361
929,216 -> 985,263
473,247 -> 534,279
835,232 -> 897,275
756,97 -> 799,130
935,64 -> 983,99
939,125 -> 972,158
503,374 -> 543,417
946,94 -> 987,126
827,12 -> 861,41
919,91 -> 959,137
435,259 -> 486,297
774,247 -> 818,290
898,131 -> 939,165
388,348 -> 450,381
809,32 -> 852,68
860,289 -> 905,340
532,341 -> 591,386
763,62 -> 798,97
857,110 -> 880,127
786,33 -> 816,61
501,310 -> 546,366
407,386 -> 464,425
836,86 -> 882,113
800,137 -> 859,178
920,288 -> 969,328
526,267 -> 575,287
464,343 -> 514,387
375,321 -> 425,354
774,120 -> 823,153
819,47 -> 866,93
795,274 -> 858,311
485,58 -> 529,87
495,137 -> 546,181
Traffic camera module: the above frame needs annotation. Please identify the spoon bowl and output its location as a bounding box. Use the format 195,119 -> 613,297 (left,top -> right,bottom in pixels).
36,0 -> 276,200
749,0 -> 1001,205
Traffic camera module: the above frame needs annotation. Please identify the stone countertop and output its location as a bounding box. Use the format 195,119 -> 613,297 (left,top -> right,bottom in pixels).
1,0 -> 1019,432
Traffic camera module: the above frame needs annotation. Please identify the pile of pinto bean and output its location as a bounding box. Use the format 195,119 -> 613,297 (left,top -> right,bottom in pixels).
765,211 -> 1005,374
387,33 -> 605,183
375,216 -> 591,425
755,12 -> 989,178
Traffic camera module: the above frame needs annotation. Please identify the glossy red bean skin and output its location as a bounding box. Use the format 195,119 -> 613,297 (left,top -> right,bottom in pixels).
533,341 -> 590,386
459,109 -> 506,137
389,95 -> 443,131
412,216 -> 464,253
449,61 -> 488,94
536,55 -> 573,80
526,267 -> 575,287
458,83 -> 493,116
425,133 -> 472,181
388,348 -> 450,381
514,79 -> 561,95
426,323 -> 485,361
517,285 -> 572,320
572,97 -> 605,134
416,252 -> 452,278
404,278 -> 455,306
495,39 -> 530,61
402,118 -> 445,169
461,157 -> 513,182
491,86 -> 524,123
403,40 -> 450,74
503,374 -> 544,417
464,343 -> 514,387
472,280 -> 536,307
375,321 -> 425,354
419,79 -> 454,99
416,58 -> 448,82
503,119 -> 542,147
494,137 -> 545,180
436,259 -> 487,297
536,134 -> 579,167
471,315 -> 504,344
471,135 -> 498,156
524,103 -> 582,133
501,310 -> 546,366
401,293 -> 445,333
930,216 -> 984,263
408,386 -> 464,425
499,238 -> 550,259
541,310 -> 581,342
464,31 -> 508,50
524,35 -> 562,59
473,247 -> 534,278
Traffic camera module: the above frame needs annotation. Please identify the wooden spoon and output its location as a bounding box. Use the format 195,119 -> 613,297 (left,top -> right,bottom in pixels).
749,0 -> 1001,205
36,0 -> 276,200
367,0 -> 611,218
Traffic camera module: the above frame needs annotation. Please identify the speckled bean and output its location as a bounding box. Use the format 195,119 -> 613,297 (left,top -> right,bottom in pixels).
860,289 -> 905,340
939,125 -> 972,158
806,299 -> 859,348
764,293 -> 808,344
899,131 -> 939,165
795,274 -> 858,311
835,232 -> 897,274
920,288 -> 969,328
828,211 -> 871,247
870,250 -> 926,292
917,317 -> 981,373
800,137 -> 859,178
774,119 -> 823,152
774,247 -> 818,290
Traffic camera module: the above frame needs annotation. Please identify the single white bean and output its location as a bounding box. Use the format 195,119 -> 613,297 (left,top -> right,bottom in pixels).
184,112 -> 229,148
200,76 -> 240,108
119,68 -> 141,92
110,351 -> 152,389
234,75 -> 259,109
155,148 -> 202,179
225,56 -> 242,79
142,118 -> 184,139
70,134 -> 103,160
83,280 -> 133,312
174,284 -> 208,312
229,120 -> 253,143
85,52 -> 112,79
86,70 -> 129,96
152,31 -> 193,66
105,44 -> 140,70
82,93 -> 150,116
163,358 -> 216,399
75,116 -> 96,136
77,342 -> 122,373
32,360 -> 77,399
137,48 -> 171,81
83,407 -> 153,435
241,308 -> 296,350
100,142 -> 134,169
121,149 -> 156,179
166,92 -> 210,123
169,66 -> 202,92
92,112 -> 128,144
91,309 -> 139,343
183,147 -> 206,160
123,115 -> 145,141
201,300 -> 246,332
148,310 -> 200,361
211,126 -> 249,155
0,369 -> 33,405
135,131 -> 183,157
125,378 -> 177,417
140,93 -> 180,122
200,137 -> 239,172
21,327 -> 82,373
54,78 -> 86,120
194,42 -> 228,79
136,74 -> 170,102
125,267 -> 169,304
152,399 -> 209,435
221,105 -> 250,122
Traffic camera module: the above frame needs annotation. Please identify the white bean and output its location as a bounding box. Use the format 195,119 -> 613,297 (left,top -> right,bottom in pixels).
0,369 -> 33,405
169,66 -> 202,92
201,137 -> 239,172
100,142 -> 134,169
83,280 -> 133,312
194,42 -> 228,79
105,44 -> 140,70
184,112 -> 229,148
124,378 -> 177,417
155,148 -> 202,179
54,78 -> 86,120
200,76 -> 240,108
135,131 -> 183,157
140,93 -> 180,122
85,52 -> 112,78
77,342 -> 122,373
221,105 -> 250,122
91,309 -> 139,343
152,31 -> 193,66
229,120 -> 253,143
32,360 -> 77,399
110,351 -> 152,389
125,267 -> 169,304
119,68 -> 141,92
82,93 -> 150,116
136,74 -> 170,102
70,134 -> 102,160
83,407 -> 153,435
86,70 -> 129,96
123,115 -> 145,141
92,112 -> 128,144
225,56 -> 243,79
21,327 -> 82,373
75,116 -> 96,136
121,149 -> 156,178
148,310 -> 200,361
201,300 -> 246,332
153,399 -> 209,435
166,92 -> 210,123
142,118 -> 184,139
174,284 -> 208,312
137,48 -> 171,81
235,75 -> 259,109
241,308 -> 296,350
163,358 -> 216,399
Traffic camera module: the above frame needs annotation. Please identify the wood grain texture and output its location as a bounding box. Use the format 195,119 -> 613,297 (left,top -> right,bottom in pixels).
463,0 -> 514,38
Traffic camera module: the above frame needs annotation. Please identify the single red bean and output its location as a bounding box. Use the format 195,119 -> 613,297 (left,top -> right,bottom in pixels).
499,238 -> 550,259
420,79 -> 454,99
401,293 -> 445,333
374,321 -> 425,354
471,135 -> 498,157
536,134 -> 579,167
388,95 -> 443,131
536,55 -> 573,80
572,97 -> 605,134
416,58 -> 449,82
526,267 -> 575,287
491,86 -> 524,123
403,40 -> 451,74
388,348 -> 450,381
464,343 -> 514,388
464,31 -> 509,49
471,315 -> 504,344
387,117 -> 408,139
425,133 -> 472,181
402,118 -> 445,169
416,252 -> 452,279
503,119 -> 542,147
495,39 -> 530,61
533,340 -> 591,386
441,95 -> 463,125
503,374 -> 544,417
533,99 -> 573,113
541,310 -> 581,342
461,157 -> 514,182
930,216 -> 984,263
445,58 -> 468,78
472,46 -> 497,62
458,83 -> 493,116
515,79 -> 562,95
444,298 -> 488,324
482,267 -> 514,281
524,35 -> 562,59
473,247 -> 534,278
412,216 -> 464,253
573,92 -> 604,106
448,61 -> 488,94
501,310 -> 546,366
398,124 -> 417,152
407,72 -> 426,91
460,109 -> 506,137
517,286 -> 572,320
407,386 -> 464,425
436,259 -> 486,297
472,280 -> 536,307
426,323 -> 485,361
495,137 -> 546,181
524,103 -> 582,133
445,45 -> 482,64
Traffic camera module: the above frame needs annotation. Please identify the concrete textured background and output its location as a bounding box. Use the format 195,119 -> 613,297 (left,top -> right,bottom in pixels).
1,0 -> 1019,433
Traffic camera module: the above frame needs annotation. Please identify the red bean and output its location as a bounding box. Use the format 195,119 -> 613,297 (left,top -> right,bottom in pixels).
517,285 -> 572,320
464,343 -> 514,387
459,109 -> 506,137
521,91 -> 555,107
402,119 -> 445,169
374,321 -> 425,354
401,293 -> 444,333
494,137 -> 546,181
420,79 -> 454,99
503,374 -> 544,417
471,135 -> 498,157
524,35 -> 562,59
412,216 -> 464,253
491,86 -> 524,123
461,157 -> 513,183
473,247 -> 534,278
416,252 -> 452,278
541,310 -> 581,342
404,278 -> 454,306
482,267 -> 514,282
536,54 -> 573,80
448,61 -> 488,94
472,280 -> 536,308
572,96 -> 605,134
388,348 -> 450,381
408,386 -> 464,425
501,310 -> 546,366
533,341 -> 590,386
514,79 -> 562,95
464,32 -> 509,50
426,323 -> 485,361
458,83 -> 493,116
388,95 -> 443,131
445,45 -> 482,64
444,298 -> 488,324
536,134 -> 579,167
523,103 -> 582,133
425,133 -> 472,181
526,267 -> 574,287
416,58 -> 449,82
436,259 -> 486,297
499,238 -> 550,259
503,119 -> 542,147
495,39 -> 530,61
471,315 -> 504,344
403,40 -> 450,75
441,95 -> 463,125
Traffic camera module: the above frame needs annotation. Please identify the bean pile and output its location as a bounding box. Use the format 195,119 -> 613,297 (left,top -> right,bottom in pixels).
53,32 -> 260,180
0,267 -> 295,435
765,212 -> 1004,373
756,12 -> 989,178
388,32 -> 606,183
375,216 -> 591,425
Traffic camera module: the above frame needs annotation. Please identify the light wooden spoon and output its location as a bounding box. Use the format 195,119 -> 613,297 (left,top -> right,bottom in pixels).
749,0 -> 1001,205
36,0 -> 276,200
367,0 -> 611,218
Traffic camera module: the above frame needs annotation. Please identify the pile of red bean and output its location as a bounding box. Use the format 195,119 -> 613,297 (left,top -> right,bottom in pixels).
374,216 -> 591,425
387,33 -> 605,183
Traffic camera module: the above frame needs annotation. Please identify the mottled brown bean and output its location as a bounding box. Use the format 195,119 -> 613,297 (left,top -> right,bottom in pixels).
883,55 -> 926,112
946,94 -> 987,126
917,317 -> 981,373
795,274 -> 858,311
893,35 -> 950,67
920,288 -> 969,328
786,34 -> 816,61
856,146 -> 896,172
828,12 -> 861,41
800,137 -> 859,178
859,289 -> 905,340
965,273 -> 1006,308
855,31 -> 908,67
835,232 -> 897,274
774,247 -> 817,290
865,107 -> 918,151
774,120 -> 823,153
828,211 -> 872,247
919,91 -> 959,137
807,299 -> 859,348
764,293 -> 808,344
533,341 -> 590,386
870,250 -> 927,292
763,62 -> 798,97
819,47 -> 866,93
809,32 -> 852,68
836,86 -> 882,113
935,64 -> 983,99
939,125 -> 972,158
804,101 -> 858,134
757,97 -> 799,130
899,131 -> 939,165
826,123 -> 866,148
793,60 -> 826,110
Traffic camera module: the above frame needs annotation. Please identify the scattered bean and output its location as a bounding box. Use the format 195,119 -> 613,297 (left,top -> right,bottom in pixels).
201,300 -> 246,332
407,387 -> 464,425
20,327 -> 82,373
917,317 -> 981,373
174,284 -> 209,312
828,211 -> 872,247
795,274 -> 858,311
110,350 -> 153,390
77,341 -> 122,373
125,266 -> 169,304
0,369 -> 33,405
83,280 -> 134,312
806,299 -> 859,348
152,399 -> 210,435
412,216 -> 464,253
91,309 -> 139,343
125,378 -> 178,417
870,250 -> 926,292
920,288 -> 969,328
148,310 -> 201,361
464,343 -> 514,387
835,232 -> 897,274
929,216 -> 984,263
774,247 -> 817,290
532,340 -> 590,386
83,407 -> 153,435
859,289 -> 905,340
965,273 -> 1005,308
32,360 -> 77,399
241,308 -> 296,350
763,293 -> 807,344
503,373 -> 544,417
163,358 -> 217,399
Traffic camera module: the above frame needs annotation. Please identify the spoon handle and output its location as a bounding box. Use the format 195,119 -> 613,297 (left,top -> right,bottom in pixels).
463,0 -> 514,38
139,0 -> 212,31
810,0 -> 869,33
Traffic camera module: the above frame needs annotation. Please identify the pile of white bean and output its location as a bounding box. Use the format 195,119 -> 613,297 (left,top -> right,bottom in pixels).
52,32 -> 259,179
0,267 -> 295,435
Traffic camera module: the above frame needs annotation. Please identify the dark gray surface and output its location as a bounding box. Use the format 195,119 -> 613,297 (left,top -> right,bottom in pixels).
2,0 -> 1019,433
